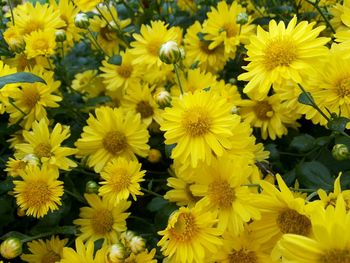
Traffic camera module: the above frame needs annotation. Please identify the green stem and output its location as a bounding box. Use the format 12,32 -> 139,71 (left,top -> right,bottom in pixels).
141,187 -> 163,198
174,63 -> 184,94
21,228 -> 76,243
306,191 -> 319,202
306,0 -> 335,34
87,28 -> 107,56
289,187 -> 317,193
9,100 -> 26,116
7,0 -> 15,26
64,189 -> 87,204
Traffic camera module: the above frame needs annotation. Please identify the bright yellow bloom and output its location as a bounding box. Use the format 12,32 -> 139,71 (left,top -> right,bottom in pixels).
160,90 -> 238,167
74,0 -> 103,12
71,70 -> 105,98
238,16 -> 329,100
21,236 -> 68,263
15,118 -> 77,171
13,165 -> 63,218
75,106 -> 150,172
99,158 -> 145,203
158,203 -> 222,263
24,29 -> 56,58
74,194 -> 130,243
5,158 -> 30,177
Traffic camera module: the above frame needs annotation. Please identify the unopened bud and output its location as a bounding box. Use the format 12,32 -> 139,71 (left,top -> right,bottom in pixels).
147,149 -> 162,163
155,89 -> 171,108
332,144 -> 349,161
0,237 -> 22,259
55,30 -> 67,42
159,41 -> 184,64
85,181 -> 99,194
121,230 -> 136,244
236,12 -> 249,25
231,106 -> 239,115
108,243 -> 126,262
17,208 -> 26,217
75,13 -> 90,29
129,236 -> 145,253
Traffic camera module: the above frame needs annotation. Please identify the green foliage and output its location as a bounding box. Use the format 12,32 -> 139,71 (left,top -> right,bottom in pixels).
0,72 -> 46,88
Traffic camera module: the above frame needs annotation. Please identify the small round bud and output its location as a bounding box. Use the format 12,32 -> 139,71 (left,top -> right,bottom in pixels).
85,181 -> 99,194
22,154 -> 38,165
332,144 -> 350,161
230,106 -> 239,115
55,29 -> 67,42
108,243 -> 126,262
159,41 -> 184,64
129,236 -> 145,253
121,230 -> 136,244
17,208 -> 26,217
0,237 -> 22,259
236,12 -> 249,25
155,89 -> 171,108
147,148 -> 162,163
75,13 -> 90,29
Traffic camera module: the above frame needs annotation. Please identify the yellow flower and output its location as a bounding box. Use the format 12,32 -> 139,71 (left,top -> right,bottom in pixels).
158,203 -> 222,263
130,21 -> 182,68
5,157 -> 32,177
75,106 -> 150,172
21,236 -> 68,263
13,165 -> 63,218
24,29 -> 57,58
71,70 -> 105,98
15,118 -> 77,171
124,249 -> 157,263
74,0 -> 103,12
74,194 -> 130,243
160,90 -> 241,167
238,16 -> 329,100
191,157 -> 261,234
177,0 -> 197,13
99,158 -> 145,203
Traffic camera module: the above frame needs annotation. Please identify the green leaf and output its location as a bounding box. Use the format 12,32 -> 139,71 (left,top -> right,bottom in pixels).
0,177 -> 14,195
290,134 -> 315,153
1,231 -> 30,241
147,197 -> 168,212
296,161 -> 333,190
85,96 -> 112,107
327,116 -> 350,133
298,92 -> 315,107
0,72 -> 46,88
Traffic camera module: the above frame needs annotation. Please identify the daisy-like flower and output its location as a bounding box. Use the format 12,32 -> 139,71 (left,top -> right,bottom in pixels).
121,84 -> 162,126
71,70 -> 105,98
250,175 -> 313,252
160,90 -> 238,167
5,66 -> 62,129
73,194 -> 130,243
13,165 -> 63,218
75,106 -> 150,172
158,203 -> 222,263
15,118 -> 77,171
100,50 -> 143,92
273,196 -> 350,263
191,157 -> 261,234
130,20 -> 182,68
99,158 -> 145,203
24,29 -> 56,58
184,21 -> 228,73
239,94 -> 300,140
5,158 -> 29,177
21,236 -> 68,263
238,16 -> 329,100
203,1 -> 255,57
60,238 -> 107,263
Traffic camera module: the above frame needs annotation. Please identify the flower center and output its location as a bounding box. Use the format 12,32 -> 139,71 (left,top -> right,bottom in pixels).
91,209 -> 114,235
221,23 -> 238,38
199,42 -> 216,54
100,26 -> 117,41
321,249 -> 350,263
33,39 -> 49,51
109,168 -> 131,192
169,212 -> 198,242
22,86 -> 41,109
34,143 -> 52,158
147,39 -> 162,56
263,38 -> 297,71
23,180 -> 51,208
103,131 -> 128,155
337,77 -> 350,98
228,249 -> 258,263
41,250 -> 61,263
254,101 -> 274,120
117,64 -> 133,78
276,208 -> 311,235
182,107 -> 211,137
136,101 -> 154,119
208,180 -> 235,208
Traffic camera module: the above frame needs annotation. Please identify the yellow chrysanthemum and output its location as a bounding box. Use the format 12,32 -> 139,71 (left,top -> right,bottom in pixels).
71,70 -> 105,98
24,29 -> 57,59
15,118 -> 77,171
203,1 -> 255,56
239,94 -> 300,140
238,16 -> 329,100
73,0 -> 103,12
75,106 -> 150,172
177,0 -> 197,13
100,50 -> 143,92
273,196 -> 350,263
5,66 -> 62,129
99,158 -> 145,203
60,238 -> 107,263
160,90 -> 238,167
3,26 -> 24,51
121,84 -> 162,126
191,157 -> 261,234
13,165 -> 63,218
21,236 -> 68,263
184,21 -> 228,73
158,203 -> 222,263
130,20 -> 182,68
250,175 -> 313,252
74,194 -> 130,243
5,158 -> 30,177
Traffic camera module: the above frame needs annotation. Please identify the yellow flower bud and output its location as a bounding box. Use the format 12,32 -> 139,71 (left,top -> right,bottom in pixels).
0,237 -> 22,259
332,144 -> 349,161
147,148 -> 162,163
108,243 -> 126,262
159,41 -> 184,64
